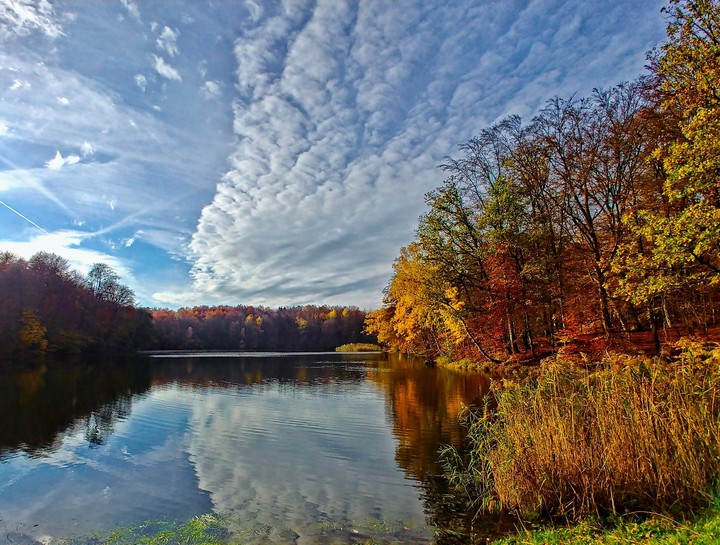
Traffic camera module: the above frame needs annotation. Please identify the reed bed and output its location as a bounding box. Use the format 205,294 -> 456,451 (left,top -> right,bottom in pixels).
443,340 -> 720,522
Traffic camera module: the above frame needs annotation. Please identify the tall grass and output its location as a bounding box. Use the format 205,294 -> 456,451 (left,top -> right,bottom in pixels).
443,340 -> 720,522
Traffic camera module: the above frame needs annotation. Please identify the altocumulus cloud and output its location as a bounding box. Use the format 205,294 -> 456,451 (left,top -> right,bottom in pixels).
184,0 -> 664,309
0,0 -> 665,310
0,0 -> 65,39
152,55 -> 182,82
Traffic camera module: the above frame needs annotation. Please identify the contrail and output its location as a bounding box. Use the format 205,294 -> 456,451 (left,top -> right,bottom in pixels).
0,199 -> 49,234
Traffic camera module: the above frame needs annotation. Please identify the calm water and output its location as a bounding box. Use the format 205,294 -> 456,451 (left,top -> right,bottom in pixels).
0,353 -> 491,544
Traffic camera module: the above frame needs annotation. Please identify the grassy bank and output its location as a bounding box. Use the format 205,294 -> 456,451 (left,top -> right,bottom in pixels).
443,339 -> 720,539
492,504 -> 720,544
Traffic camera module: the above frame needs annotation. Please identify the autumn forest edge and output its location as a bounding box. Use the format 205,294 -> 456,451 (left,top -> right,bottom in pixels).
1,0 -> 720,365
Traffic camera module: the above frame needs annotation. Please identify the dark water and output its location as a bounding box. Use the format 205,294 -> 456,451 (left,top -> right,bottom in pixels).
0,352 -> 493,544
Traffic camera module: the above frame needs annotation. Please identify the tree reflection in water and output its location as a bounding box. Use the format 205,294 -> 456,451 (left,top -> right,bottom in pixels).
366,353 -> 515,543
0,357 -> 152,458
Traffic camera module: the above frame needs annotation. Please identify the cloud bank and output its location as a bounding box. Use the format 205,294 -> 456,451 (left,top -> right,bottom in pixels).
0,0 -> 666,309
186,0 -> 665,309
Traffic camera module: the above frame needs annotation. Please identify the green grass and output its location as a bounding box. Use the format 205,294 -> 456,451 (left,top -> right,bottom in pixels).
436,356 -> 491,372
335,343 -> 382,352
492,504 -> 720,544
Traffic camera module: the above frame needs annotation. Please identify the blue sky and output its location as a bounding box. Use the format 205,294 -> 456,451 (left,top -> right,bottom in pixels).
0,0 -> 665,309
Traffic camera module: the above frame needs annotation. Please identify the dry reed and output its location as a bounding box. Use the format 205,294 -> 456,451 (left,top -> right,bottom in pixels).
443,339 -> 720,521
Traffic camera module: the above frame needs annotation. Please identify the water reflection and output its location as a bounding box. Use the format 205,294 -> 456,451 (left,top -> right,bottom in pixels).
367,354 -> 494,541
0,358 -> 151,458
149,352 -> 373,388
0,353 -> 496,544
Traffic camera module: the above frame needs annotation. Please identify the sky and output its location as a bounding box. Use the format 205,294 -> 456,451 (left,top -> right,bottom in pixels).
0,0 -> 667,310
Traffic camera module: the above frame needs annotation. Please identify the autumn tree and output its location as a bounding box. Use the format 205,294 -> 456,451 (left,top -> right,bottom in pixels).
0,252 -> 150,360
619,0 -> 720,306
150,304 -> 373,351
18,309 -> 48,353
526,82 -> 655,335
365,243 -> 446,355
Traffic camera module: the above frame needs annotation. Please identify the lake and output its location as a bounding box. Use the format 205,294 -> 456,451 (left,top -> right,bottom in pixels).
0,352 -> 493,544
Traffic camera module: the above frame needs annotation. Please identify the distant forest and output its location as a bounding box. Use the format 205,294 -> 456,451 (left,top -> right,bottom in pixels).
149,305 -> 374,352
0,251 -> 374,360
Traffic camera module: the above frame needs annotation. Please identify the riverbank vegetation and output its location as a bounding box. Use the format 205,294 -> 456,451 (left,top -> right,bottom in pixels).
0,251 -> 152,361
335,342 -> 382,352
492,507 -> 720,545
443,341 -> 720,525
365,0 -> 720,367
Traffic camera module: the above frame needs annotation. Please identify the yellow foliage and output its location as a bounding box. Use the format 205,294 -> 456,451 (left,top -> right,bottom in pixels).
18,309 -> 48,352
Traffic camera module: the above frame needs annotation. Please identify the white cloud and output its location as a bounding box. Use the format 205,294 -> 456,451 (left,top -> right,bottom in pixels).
120,0 -> 140,20
134,73 -> 147,92
56,95 -> 69,106
46,150 -> 80,170
181,0 -> 665,309
123,230 -> 143,247
0,120 -> 7,136
9,78 -> 28,90
80,141 -> 95,157
152,55 -> 181,82
185,386 -> 426,529
242,0 -> 263,24
0,0 -> 64,39
156,26 -> 179,57
200,80 -> 222,99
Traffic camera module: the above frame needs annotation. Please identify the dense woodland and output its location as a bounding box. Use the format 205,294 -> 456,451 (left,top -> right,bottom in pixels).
0,251 -> 152,359
0,251 -> 373,357
149,305 -> 373,351
366,0 -> 720,363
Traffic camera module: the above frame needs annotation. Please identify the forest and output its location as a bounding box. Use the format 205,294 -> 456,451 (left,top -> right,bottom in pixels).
429,3 -> 720,540
149,305 -> 373,351
0,251 -> 152,359
365,0 -> 720,365
0,251 -> 373,358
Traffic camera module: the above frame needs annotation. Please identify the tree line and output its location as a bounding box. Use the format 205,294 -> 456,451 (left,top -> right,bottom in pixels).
0,251 -> 375,359
366,0 -> 720,362
0,251 -> 153,360
149,305 -> 374,352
